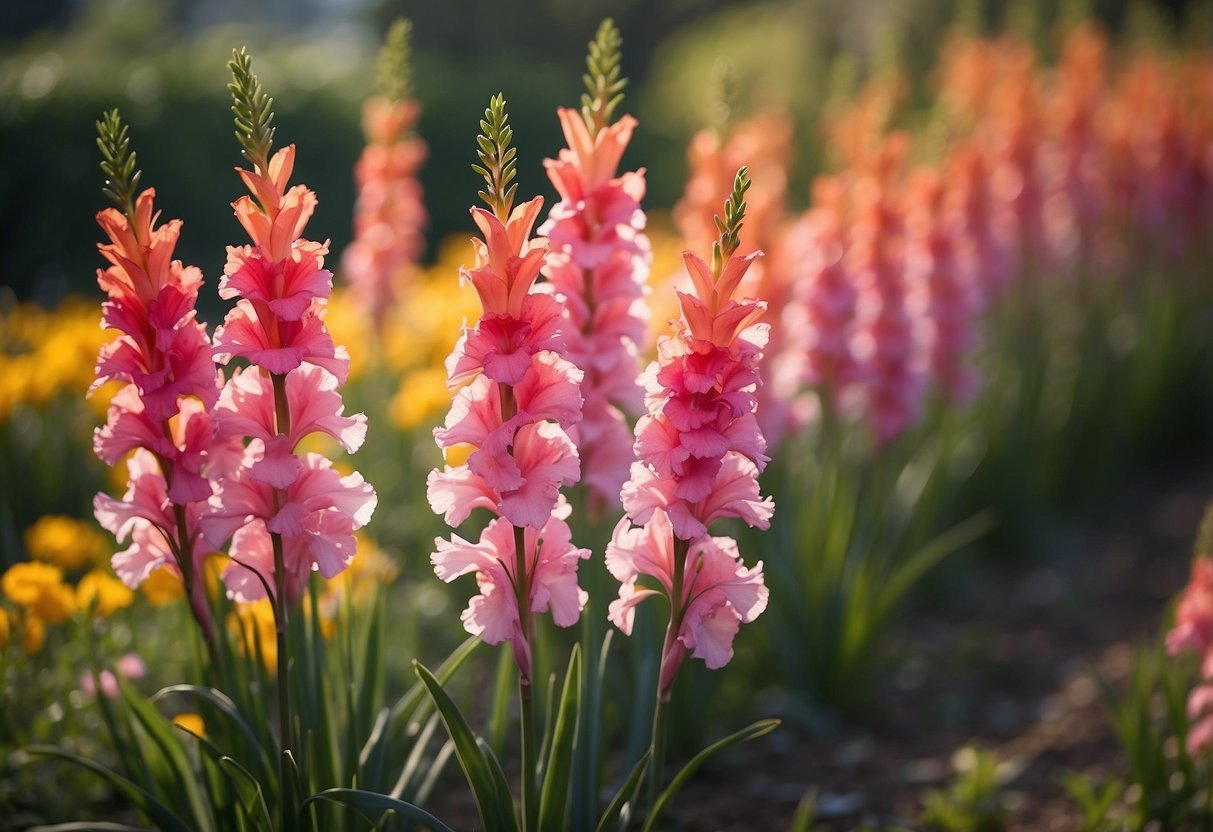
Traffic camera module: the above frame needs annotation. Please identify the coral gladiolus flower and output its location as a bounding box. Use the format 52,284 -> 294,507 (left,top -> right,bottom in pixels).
433,507 -> 589,674
606,509 -> 766,686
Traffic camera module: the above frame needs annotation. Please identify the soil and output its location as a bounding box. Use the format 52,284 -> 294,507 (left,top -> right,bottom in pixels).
664,465 -> 1210,831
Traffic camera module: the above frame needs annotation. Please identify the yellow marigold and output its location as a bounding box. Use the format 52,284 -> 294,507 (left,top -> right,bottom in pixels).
229,600 -> 277,672
324,287 -> 374,381
443,442 -> 474,468
204,554 -> 229,601
141,566 -> 184,607
2,562 -> 75,623
23,614 -> 46,655
25,515 -> 110,572
171,712 -> 206,738
325,534 -> 399,609
76,569 -> 134,617
390,366 -> 452,430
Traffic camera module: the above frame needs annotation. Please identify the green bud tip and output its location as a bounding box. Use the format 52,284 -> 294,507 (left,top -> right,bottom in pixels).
472,93 -> 518,221
377,18 -> 413,103
228,47 -> 275,173
581,17 -> 626,137
96,108 -> 141,220
712,166 -> 751,272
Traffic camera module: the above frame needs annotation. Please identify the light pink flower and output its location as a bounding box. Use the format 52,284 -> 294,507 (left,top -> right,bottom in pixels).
343,98 -> 428,325
606,509 -> 766,687
432,508 -> 589,678
539,108 -> 652,509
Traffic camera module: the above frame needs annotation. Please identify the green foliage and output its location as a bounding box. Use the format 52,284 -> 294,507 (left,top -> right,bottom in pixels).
95,109 -> 140,218
376,18 -> 414,104
581,18 -> 626,137
228,47 -> 275,173
472,93 -> 518,221
1063,773 -> 1124,831
921,746 -> 1011,832
1096,641 -> 1213,830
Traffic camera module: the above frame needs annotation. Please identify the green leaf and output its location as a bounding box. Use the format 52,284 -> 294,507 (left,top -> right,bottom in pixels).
872,510 -> 994,627
594,751 -> 650,832
384,636 -> 480,738
414,661 -> 510,832
641,719 -> 780,832
151,684 -> 274,787
477,738 -> 521,832
119,682 -> 216,832
24,746 -> 193,832
302,788 -> 455,832
538,646 -> 582,832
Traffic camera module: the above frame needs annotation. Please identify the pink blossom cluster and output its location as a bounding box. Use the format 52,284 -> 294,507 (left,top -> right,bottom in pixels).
672,112 -> 799,445
427,197 -> 589,683
903,171 -> 983,406
205,145 -> 376,604
1167,558 -> 1213,756
846,136 -> 926,443
539,108 -> 651,507
343,97 -> 428,324
775,177 -> 857,422
607,224 -> 772,693
90,188 -> 234,637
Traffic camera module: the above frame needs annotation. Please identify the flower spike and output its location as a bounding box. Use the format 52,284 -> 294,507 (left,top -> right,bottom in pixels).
376,18 -> 414,103
228,47 -> 275,173
96,109 -> 141,221
581,17 -> 626,137
473,93 -> 518,220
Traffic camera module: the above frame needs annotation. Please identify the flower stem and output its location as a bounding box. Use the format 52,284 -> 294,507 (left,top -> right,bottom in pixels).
513,523 -> 538,830
269,369 -> 297,828
647,536 -> 690,811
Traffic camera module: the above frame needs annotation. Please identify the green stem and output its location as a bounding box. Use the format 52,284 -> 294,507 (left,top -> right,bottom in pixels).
647,536 -> 689,812
269,370 -> 297,830
513,523 -> 538,831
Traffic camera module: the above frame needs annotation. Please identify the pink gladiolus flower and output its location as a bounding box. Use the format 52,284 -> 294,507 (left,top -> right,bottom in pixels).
540,107 -> 652,509
904,170 -> 982,406
777,176 -> 859,418
343,96 -> 428,325
430,100 -> 589,685
212,143 -> 375,600
1168,558 -> 1213,677
433,507 -> 589,674
606,509 -> 767,689
846,136 -> 926,443
610,170 -> 771,691
90,177 -> 228,640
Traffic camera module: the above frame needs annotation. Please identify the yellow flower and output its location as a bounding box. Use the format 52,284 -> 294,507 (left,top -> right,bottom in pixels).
443,442 -> 474,468
0,608 -> 8,649
2,562 -> 75,624
390,366 -> 451,430
171,712 -> 206,738
229,600 -> 277,672
324,288 -> 374,381
141,566 -> 184,606
22,614 -> 46,655
25,515 -> 110,572
76,569 -> 134,617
